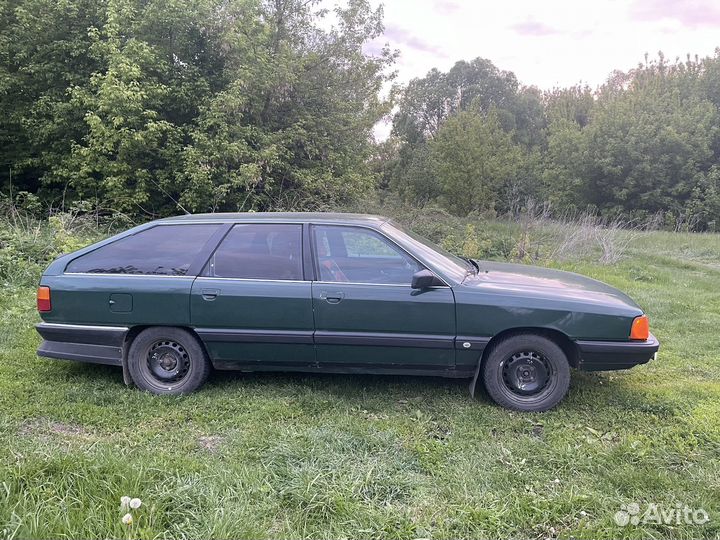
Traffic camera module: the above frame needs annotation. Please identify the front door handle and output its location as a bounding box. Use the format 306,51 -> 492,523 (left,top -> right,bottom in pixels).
201,288 -> 220,301
320,291 -> 345,304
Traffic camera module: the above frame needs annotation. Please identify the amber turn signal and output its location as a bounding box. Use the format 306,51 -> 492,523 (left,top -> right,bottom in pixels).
37,286 -> 51,312
630,315 -> 649,341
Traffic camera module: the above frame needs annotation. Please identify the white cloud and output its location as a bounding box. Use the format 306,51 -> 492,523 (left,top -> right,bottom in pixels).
366,0 -> 720,90
335,0 -> 720,139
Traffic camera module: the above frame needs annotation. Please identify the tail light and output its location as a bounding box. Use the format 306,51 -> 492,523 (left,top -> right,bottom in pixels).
37,286 -> 51,312
630,315 -> 649,341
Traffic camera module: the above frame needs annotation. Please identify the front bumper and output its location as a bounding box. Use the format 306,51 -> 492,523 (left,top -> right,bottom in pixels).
576,333 -> 659,371
36,322 -> 127,366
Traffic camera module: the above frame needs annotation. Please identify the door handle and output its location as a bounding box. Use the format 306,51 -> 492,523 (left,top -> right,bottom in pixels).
201,288 -> 220,301
320,291 -> 344,304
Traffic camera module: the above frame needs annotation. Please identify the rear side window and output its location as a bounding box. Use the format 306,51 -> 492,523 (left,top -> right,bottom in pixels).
66,224 -> 219,275
203,224 -> 303,280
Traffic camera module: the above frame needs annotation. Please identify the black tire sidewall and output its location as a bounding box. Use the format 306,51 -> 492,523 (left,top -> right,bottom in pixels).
127,327 -> 210,395
482,334 -> 570,412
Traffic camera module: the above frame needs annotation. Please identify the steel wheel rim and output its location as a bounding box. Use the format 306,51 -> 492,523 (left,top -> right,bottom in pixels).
500,350 -> 553,398
144,339 -> 191,385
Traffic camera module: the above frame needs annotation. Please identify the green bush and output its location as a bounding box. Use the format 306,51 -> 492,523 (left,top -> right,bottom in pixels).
0,204 -> 105,287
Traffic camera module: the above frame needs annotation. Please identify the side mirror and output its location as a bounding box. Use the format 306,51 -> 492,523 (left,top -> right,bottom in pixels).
411,269 -> 440,289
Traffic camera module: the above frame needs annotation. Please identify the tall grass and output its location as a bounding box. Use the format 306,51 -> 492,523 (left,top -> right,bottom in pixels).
1,197 -> 642,291
350,196 -> 639,266
0,202 -> 112,287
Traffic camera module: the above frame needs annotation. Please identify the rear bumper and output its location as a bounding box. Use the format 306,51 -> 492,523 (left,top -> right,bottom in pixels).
36,323 -> 127,366
576,333 -> 659,371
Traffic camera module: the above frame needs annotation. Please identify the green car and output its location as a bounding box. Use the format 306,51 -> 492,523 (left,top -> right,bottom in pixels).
35,213 -> 659,411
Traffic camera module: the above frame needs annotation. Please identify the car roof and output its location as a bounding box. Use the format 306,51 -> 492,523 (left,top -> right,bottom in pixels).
156,212 -> 390,226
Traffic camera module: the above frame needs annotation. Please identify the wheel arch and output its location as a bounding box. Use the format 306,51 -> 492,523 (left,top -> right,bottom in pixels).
482,327 -> 580,368
469,326 -> 579,397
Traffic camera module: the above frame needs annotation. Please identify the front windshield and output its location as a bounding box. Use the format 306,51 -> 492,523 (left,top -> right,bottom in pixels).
381,220 -> 472,283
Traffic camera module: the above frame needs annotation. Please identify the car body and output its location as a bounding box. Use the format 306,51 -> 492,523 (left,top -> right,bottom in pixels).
35,213 -> 659,411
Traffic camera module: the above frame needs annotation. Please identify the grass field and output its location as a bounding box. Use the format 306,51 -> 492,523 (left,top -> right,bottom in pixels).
1,217 -> 719,539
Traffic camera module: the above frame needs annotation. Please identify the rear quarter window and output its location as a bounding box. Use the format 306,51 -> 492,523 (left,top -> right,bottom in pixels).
65,224 -> 219,275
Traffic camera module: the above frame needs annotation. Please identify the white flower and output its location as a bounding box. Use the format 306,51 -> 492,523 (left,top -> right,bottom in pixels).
120,496 -> 131,510
121,513 -> 133,526
129,498 -> 142,509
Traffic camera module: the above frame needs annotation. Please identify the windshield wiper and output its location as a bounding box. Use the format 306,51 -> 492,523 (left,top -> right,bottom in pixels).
460,256 -> 479,275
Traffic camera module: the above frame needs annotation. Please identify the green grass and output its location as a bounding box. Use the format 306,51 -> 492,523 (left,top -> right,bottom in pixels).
1,224 -> 720,539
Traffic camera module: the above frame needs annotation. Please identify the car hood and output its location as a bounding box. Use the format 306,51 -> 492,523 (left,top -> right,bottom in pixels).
460,260 -> 642,312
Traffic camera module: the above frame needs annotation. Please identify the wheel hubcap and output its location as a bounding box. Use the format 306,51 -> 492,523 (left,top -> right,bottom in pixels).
501,351 -> 552,396
147,340 -> 189,383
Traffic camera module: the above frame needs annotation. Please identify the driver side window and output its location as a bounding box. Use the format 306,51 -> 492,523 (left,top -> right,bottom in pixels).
313,225 -> 423,284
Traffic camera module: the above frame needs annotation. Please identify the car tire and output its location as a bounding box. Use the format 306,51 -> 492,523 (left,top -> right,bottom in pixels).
482,334 -> 570,412
127,327 -> 211,395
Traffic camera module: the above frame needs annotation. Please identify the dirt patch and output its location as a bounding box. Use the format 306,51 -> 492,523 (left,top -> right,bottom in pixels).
198,435 -> 223,453
19,418 -> 91,439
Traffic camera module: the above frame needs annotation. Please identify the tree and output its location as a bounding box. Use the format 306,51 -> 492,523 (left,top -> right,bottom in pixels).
429,110 -> 522,215
180,0 -> 395,212
0,0 -> 106,199
0,0 -> 394,216
386,57 -> 526,209
544,85 -> 594,128
581,64 -> 719,220
541,119 -> 589,210
392,57 -> 519,144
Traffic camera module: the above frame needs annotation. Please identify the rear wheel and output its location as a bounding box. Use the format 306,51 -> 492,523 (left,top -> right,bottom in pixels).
127,327 -> 210,395
482,334 -> 570,412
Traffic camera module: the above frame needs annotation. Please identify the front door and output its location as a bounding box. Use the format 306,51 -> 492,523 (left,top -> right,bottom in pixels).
191,223 -> 315,369
310,225 -> 456,372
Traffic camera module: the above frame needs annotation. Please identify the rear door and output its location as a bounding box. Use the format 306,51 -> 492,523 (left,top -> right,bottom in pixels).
190,223 -> 315,369
310,224 -> 456,372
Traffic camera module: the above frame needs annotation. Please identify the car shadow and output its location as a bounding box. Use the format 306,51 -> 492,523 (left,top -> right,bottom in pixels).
52,360 -> 674,414
53,360 -> 472,399
47,360 -> 123,384
206,368 -> 470,395
204,367 -> 674,413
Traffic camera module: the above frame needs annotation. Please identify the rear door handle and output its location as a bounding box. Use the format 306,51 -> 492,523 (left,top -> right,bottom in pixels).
320,291 -> 345,304
201,288 -> 220,301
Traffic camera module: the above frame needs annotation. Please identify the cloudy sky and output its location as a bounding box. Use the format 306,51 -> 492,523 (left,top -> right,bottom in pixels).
361,0 -> 720,136
367,0 -> 720,89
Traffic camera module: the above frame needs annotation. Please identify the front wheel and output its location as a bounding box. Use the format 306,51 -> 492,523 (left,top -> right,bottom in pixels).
127,327 -> 211,395
482,334 -> 570,412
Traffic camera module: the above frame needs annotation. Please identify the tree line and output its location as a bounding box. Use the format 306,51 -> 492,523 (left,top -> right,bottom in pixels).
1,0 -> 393,216
381,53 -> 720,230
2,0 -> 720,230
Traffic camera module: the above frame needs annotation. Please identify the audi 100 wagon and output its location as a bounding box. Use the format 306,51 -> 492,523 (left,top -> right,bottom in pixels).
34,213 -> 659,411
